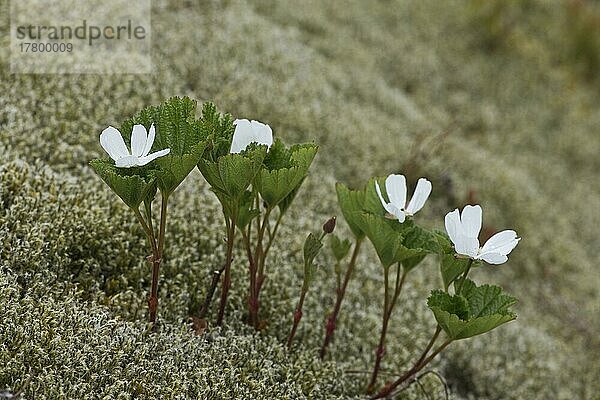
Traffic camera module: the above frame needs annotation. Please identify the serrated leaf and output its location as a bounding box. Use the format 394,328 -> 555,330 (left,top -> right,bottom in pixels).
355,212 -> 423,267
199,102 -> 235,161
428,280 -> 518,340
256,167 -> 304,208
403,221 -> 442,253
122,97 -> 209,196
289,143 -> 318,170
90,159 -> 156,209
154,143 -> 206,195
330,235 -> 352,261
256,143 -> 317,208
428,290 -> 469,320
335,183 -> 366,239
199,148 -> 266,203
263,138 -> 291,170
459,279 -> 518,318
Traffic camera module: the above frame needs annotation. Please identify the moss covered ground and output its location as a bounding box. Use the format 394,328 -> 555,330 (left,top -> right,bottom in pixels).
0,0 -> 598,398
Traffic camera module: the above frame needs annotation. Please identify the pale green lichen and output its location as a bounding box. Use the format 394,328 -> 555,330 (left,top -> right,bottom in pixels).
0,0 -> 598,398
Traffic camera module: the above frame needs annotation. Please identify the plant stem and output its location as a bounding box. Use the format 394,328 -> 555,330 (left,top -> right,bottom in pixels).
367,264 -> 407,393
263,210 -> 283,258
217,213 -> 236,326
255,207 -> 273,292
456,258 -> 474,295
320,238 -> 363,358
286,288 -> 307,349
371,338 -> 453,399
144,199 -> 155,246
242,230 -> 258,327
134,208 -> 157,255
248,207 -> 272,329
198,263 -> 226,319
148,193 -> 168,324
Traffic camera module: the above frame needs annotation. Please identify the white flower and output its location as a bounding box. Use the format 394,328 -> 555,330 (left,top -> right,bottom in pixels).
230,119 -> 273,154
444,205 -> 520,265
100,124 -> 170,168
375,174 -> 432,223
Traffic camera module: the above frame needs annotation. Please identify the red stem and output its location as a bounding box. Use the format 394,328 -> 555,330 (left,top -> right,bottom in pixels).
320,239 -> 363,358
217,216 -> 236,325
367,264 -> 407,392
286,290 -> 307,348
371,339 -> 452,399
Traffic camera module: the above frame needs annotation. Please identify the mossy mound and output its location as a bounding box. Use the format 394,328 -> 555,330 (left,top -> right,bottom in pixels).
0,0 -> 598,398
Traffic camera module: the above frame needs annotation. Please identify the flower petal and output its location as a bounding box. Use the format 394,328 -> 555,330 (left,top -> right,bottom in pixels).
142,123 -> 156,157
375,180 -> 395,214
477,252 -> 508,265
230,119 -> 254,153
460,205 -> 482,239
385,174 -> 407,209
115,155 -> 139,168
138,148 -> 171,166
480,230 -> 520,256
375,180 -> 387,205
405,178 -> 432,215
130,124 -> 147,157
394,208 -> 406,223
445,209 -> 461,246
250,120 -> 273,148
100,126 -> 129,161
455,234 -> 479,258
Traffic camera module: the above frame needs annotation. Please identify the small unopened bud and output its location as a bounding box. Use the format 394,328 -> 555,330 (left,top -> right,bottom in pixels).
322,216 -> 336,234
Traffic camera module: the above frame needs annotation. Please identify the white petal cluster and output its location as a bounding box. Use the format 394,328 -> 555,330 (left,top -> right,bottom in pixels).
445,205 -> 520,265
375,174 -> 432,223
230,119 -> 273,154
100,124 -> 170,168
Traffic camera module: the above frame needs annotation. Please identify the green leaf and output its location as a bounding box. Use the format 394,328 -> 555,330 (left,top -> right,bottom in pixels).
403,221 -> 442,253
256,142 -> 318,208
277,178 -> 304,214
428,290 -> 469,320
154,144 -> 206,195
335,183 -> 366,239
330,235 -> 352,261
303,233 -> 324,288
355,212 -> 423,267
401,254 -> 427,272
198,147 -> 266,206
90,159 -> 156,209
122,96 -> 209,196
432,229 -> 455,254
289,143 -> 319,170
304,233 -> 323,268
459,279 -> 518,318
428,280 -> 518,340
235,190 -> 260,230
256,167 -> 304,208
440,255 -> 471,290
263,139 -> 291,170
198,102 -> 235,162
363,177 -> 390,214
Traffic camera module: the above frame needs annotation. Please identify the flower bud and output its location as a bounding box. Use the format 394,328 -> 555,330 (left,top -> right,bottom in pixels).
322,216 -> 336,234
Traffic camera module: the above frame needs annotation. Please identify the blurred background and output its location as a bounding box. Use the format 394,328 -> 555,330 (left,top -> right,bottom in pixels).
1,0 -> 598,398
